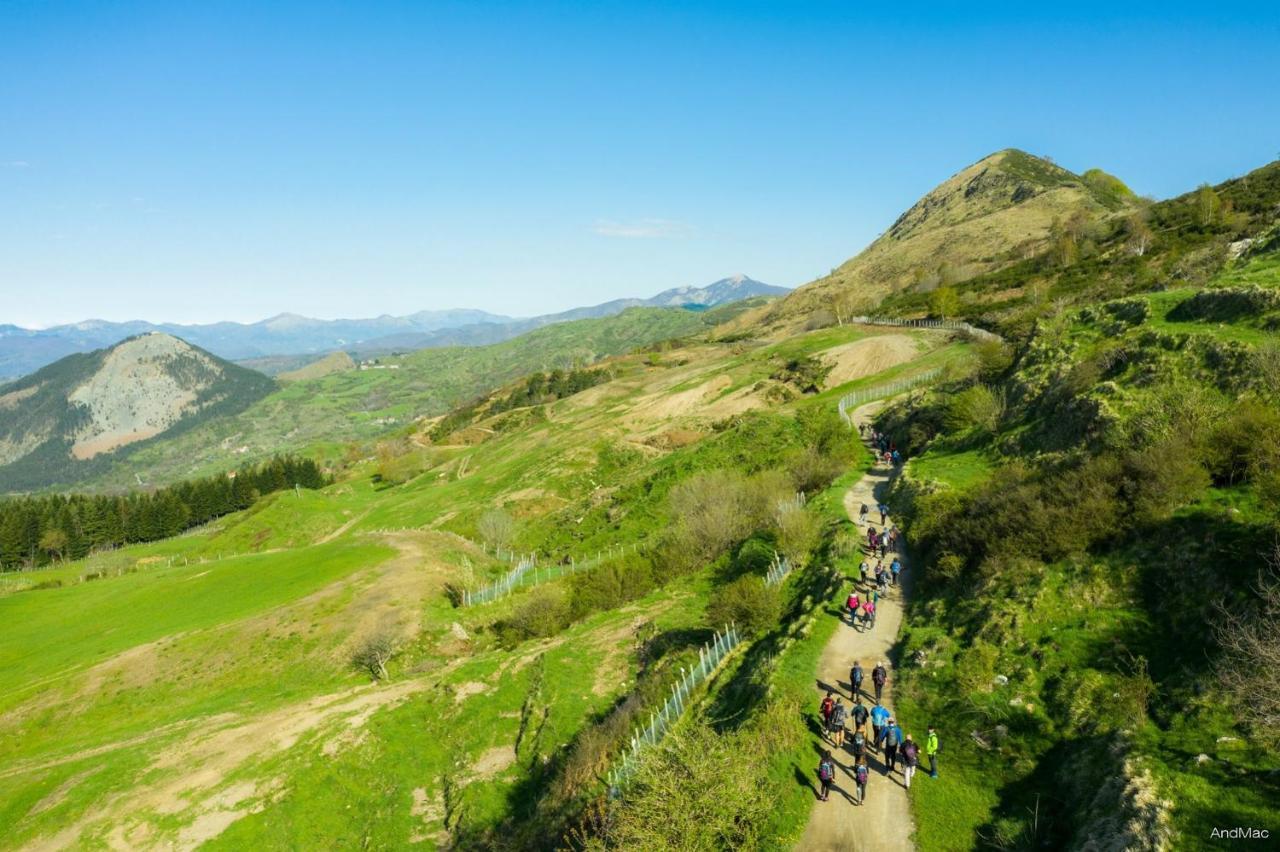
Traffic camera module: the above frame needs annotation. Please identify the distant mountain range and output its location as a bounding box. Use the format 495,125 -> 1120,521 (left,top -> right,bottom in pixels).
0,275 -> 787,381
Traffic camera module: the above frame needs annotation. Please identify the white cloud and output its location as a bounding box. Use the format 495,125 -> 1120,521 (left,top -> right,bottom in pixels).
592,218 -> 692,239
3,160 -> 30,168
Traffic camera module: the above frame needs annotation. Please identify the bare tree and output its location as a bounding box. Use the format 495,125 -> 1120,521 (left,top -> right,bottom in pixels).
1218,544 -> 1280,744
352,631 -> 398,681
477,507 -> 516,550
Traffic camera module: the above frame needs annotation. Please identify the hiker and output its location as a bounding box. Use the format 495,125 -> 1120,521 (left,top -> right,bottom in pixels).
892,449 -> 902,466
820,691 -> 835,728
870,702 -> 890,748
882,718 -> 904,774
902,733 -> 920,788
873,561 -> 885,589
862,598 -> 876,630
877,567 -> 889,595
858,559 -> 870,586
927,726 -> 940,778
851,696 -> 869,738
879,538 -> 888,559
830,699 -> 848,748
846,591 -> 860,626
872,662 -> 888,703
859,503 -> 869,525
817,750 -> 836,802
854,756 -> 870,805
890,557 -> 902,586
850,661 -> 865,698
878,502 -> 888,525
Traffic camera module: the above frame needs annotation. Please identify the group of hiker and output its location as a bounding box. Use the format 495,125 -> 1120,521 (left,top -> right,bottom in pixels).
859,423 -> 903,467
813,420 -> 940,813
817,663 -> 939,804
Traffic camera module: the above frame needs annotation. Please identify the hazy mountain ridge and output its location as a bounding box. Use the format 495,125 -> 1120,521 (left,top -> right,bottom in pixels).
0,277 -> 786,380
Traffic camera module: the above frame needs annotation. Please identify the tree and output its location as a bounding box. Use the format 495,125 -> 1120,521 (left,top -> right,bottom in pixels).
929,286 -> 960,319
38,527 -> 68,563
1197,183 -> 1221,227
1126,210 -> 1154,257
351,630 -> 398,681
1217,547 -> 1280,744
477,507 -> 516,551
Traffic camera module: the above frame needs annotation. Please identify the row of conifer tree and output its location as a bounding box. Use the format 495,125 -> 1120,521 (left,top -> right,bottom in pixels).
0,456 -> 326,570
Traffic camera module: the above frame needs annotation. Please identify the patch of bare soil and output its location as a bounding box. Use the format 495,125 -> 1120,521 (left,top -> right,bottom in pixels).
819,334 -> 923,389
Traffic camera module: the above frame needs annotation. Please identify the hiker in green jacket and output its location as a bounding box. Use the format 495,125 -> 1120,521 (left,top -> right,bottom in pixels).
926,726 -> 940,778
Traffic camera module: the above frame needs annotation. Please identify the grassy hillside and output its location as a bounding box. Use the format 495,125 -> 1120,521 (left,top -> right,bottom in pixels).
0,313 -> 968,849
871,241 -> 1280,844
763,149 -> 1134,328
70,307 -> 716,492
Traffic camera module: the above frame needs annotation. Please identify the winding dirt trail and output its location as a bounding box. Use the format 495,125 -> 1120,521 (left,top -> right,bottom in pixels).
797,400 -> 917,851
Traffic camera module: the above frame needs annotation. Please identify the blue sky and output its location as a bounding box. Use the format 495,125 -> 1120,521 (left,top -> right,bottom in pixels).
2,1 -> 1278,326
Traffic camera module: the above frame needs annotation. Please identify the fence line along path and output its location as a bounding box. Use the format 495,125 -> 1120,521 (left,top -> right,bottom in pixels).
461,541 -> 642,607
608,623 -> 742,794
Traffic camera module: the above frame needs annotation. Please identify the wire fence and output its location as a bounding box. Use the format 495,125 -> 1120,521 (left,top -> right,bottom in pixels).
837,368 -> 944,424
608,622 -> 742,794
461,541 -> 642,606
764,551 -> 793,587
853,315 -> 1002,342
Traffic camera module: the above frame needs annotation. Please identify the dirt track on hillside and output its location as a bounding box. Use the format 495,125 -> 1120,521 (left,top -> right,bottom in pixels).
796,400 -> 918,851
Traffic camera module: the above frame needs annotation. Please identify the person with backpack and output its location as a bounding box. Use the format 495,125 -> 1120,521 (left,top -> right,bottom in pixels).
866,526 -> 878,549
859,502 -> 869,526
850,727 -> 866,762
846,591 -> 860,626
850,661 -> 864,699
870,702 -> 890,749
854,756 -> 870,805
926,726 -> 940,778
890,557 -> 902,586
901,733 -> 920,788
829,698 -> 848,748
872,662 -> 888,703
817,750 -> 836,802
861,598 -> 876,630
879,537 -> 888,559
878,502 -> 888,525
859,559 -> 870,587
820,691 -> 835,729
881,718 -> 904,774
851,696 -> 869,737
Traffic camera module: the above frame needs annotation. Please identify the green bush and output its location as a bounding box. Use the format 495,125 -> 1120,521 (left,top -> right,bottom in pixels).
567,552 -> 658,621
706,575 -> 782,636
496,587 -> 572,648
1167,286 -> 1280,323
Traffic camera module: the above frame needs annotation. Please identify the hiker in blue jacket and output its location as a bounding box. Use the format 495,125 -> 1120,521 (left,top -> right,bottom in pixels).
880,718 -> 904,774
870,702 -> 890,749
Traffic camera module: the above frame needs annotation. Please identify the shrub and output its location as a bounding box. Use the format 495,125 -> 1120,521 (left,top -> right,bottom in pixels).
1167,285 -> 1280,322
567,552 -> 658,621
1120,436 -> 1209,522
773,502 -> 821,565
351,630 -> 398,680
786,446 -> 844,493
943,385 -> 1005,435
706,575 -> 781,636
666,470 -> 758,565
954,640 -> 1000,694
477,508 -> 517,550
496,587 -> 572,647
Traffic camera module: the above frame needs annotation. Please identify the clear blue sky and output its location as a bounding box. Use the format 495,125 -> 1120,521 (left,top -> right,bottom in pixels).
3,1 -> 1278,326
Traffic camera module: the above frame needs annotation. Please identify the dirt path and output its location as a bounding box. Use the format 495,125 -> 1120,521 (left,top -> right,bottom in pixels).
797,400 -> 917,851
